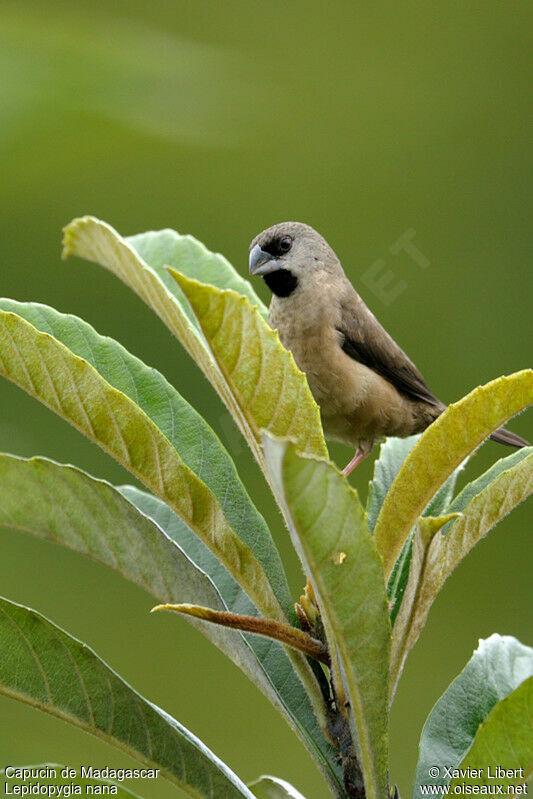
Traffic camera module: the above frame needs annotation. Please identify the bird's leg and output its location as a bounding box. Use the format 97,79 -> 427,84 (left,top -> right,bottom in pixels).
342,448 -> 367,476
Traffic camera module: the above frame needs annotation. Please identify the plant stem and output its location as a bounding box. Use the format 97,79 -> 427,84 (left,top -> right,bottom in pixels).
152,603 -> 331,666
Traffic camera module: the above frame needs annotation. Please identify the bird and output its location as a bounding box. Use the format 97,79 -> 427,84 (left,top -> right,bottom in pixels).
248,222 -> 529,476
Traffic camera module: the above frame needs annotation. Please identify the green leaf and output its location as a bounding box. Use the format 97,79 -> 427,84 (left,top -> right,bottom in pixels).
0,597 -> 255,798
387,535 -> 413,627
62,216 -> 269,468
423,467 -> 465,518
374,371 -> 533,581
0,453 -> 268,691
0,765 -> 142,797
391,452 -> 533,696
367,436 -> 465,534
370,438 -> 466,626
118,484 -> 261,615
454,677 -> 533,783
264,436 -> 390,799
367,436 -> 419,532
0,300 -> 289,623
128,227 -> 268,319
249,775 -> 307,798
389,513 -> 460,699
63,215 -> 266,326
412,635 -> 533,797
367,439 -> 416,627
447,446 -> 533,517
63,217 -> 328,476
169,271 -> 328,464
0,455 -> 342,796
0,305 -> 339,792
120,487 -> 345,797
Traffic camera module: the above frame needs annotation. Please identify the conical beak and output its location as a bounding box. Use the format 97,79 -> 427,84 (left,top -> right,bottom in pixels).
249,244 -> 279,276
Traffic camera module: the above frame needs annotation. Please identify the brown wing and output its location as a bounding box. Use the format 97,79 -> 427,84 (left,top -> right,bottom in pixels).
337,285 -> 442,408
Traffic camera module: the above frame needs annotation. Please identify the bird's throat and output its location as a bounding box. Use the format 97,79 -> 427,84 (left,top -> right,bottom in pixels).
263,269 -> 299,298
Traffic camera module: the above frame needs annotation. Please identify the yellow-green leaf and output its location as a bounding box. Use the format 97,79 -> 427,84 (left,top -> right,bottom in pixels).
391,452 -> 533,698
170,271 -> 328,464
62,216 -> 267,466
119,487 -> 342,794
264,435 -> 390,799
389,514 -> 461,700
0,304 -> 329,752
374,371 -> 533,581
0,299 -> 339,788
0,307 -> 283,624
62,216 -> 328,478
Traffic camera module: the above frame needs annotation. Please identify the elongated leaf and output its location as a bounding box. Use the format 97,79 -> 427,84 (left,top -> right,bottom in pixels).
128,228 -> 268,318
119,486 -> 344,797
368,437 -> 464,626
62,217 -> 268,466
389,514 -> 460,699
387,536 -> 413,627
0,597 -> 255,798
0,453 -> 266,687
0,301 -> 288,624
63,216 -> 267,324
374,371 -> 533,580
170,272 -> 328,463
0,297 -> 292,613
391,452 -> 533,696
264,436 -> 390,799
63,217 -> 328,474
0,302 -> 328,769
412,635 -> 533,797
0,455 -> 342,794
1,765 -> 141,797
447,446 -> 533,517
249,776 -> 307,799
367,436 -> 465,533
423,472 -> 464,518
454,677 -> 533,781
119,485 -> 260,616
367,437 -> 418,532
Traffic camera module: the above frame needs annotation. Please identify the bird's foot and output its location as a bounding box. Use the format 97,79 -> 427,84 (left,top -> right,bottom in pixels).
342,448 -> 367,476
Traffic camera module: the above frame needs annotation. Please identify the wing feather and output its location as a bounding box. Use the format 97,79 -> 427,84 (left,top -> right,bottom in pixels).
337,287 -> 442,408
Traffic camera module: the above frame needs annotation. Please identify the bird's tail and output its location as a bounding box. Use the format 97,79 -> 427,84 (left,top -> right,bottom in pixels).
490,427 -> 530,449
432,402 -> 528,449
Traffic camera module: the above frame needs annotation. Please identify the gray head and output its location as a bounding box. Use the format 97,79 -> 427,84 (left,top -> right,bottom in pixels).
249,222 -> 340,298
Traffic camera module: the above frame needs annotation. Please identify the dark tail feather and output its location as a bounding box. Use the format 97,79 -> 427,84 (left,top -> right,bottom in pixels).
490,427 -> 530,449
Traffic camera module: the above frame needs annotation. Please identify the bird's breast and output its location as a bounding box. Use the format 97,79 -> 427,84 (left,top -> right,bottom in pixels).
267,293 -> 431,449
268,295 -> 364,415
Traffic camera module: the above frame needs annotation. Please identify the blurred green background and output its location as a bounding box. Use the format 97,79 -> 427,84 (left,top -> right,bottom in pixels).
0,1 -> 531,797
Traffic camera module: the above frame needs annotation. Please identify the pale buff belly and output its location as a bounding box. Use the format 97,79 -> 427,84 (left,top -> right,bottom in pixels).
273,314 -> 433,449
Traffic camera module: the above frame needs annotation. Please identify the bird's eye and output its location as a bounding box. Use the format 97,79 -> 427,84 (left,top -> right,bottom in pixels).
279,236 -> 292,253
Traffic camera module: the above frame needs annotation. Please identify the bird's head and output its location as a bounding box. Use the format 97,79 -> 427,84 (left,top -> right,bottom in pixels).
249,222 -> 338,297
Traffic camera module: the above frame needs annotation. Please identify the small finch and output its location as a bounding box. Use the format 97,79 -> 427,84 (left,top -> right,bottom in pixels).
249,222 -> 528,475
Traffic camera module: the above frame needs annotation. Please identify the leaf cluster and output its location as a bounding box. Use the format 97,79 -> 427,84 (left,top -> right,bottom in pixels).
0,216 -> 531,798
